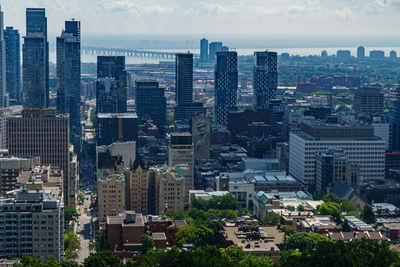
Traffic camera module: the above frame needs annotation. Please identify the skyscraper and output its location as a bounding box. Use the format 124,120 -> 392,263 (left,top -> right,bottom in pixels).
4,27 -> 20,104
56,20 -> 81,146
200,38 -> 208,63
23,8 -> 49,108
357,46 -> 365,58
0,7 -> 7,108
253,51 -> 278,110
135,80 -> 166,136
209,41 -> 223,62
392,95 -> 400,151
214,51 -> 238,125
96,56 -> 127,113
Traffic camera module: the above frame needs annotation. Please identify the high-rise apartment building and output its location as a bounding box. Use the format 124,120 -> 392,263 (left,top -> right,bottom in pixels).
253,51 -> 277,110
0,107 -> 11,148
289,118 -> 385,186
0,188 -> 64,260
4,27 -> 20,104
0,7 -> 7,108
125,155 -> 149,214
392,95 -> 400,151
97,173 -> 125,222
135,80 -> 166,136
357,46 -> 365,58
200,38 -> 208,63
23,8 -> 49,108
214,51 -> 238,126
96,56 -> 127,114
209,42 -> 223,62
174,53 -> 206,121
7,108 -> 71,205
354,87 -> 384,115
56,20 -> 81,147
169,133 -> 194,203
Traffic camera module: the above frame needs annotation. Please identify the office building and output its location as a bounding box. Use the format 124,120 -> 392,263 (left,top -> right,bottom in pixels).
253,51 -> 277,110
0,156 -> 40,195
56,20 -> 81,146
289,118 -> 385,186
392,96 -> 400,151
17,165 -> 64,196
4,27 -> 20,104
0,108 -> 11,148
23,8 -> 49,108
125,155 -> 149,214
390,50 -> 397,60
357,46 -> 365,58
7,108 -> 71,205
200,38 -> 208,63
336,50 -> 351,58
192,114 -> 210,160
97,141 -> 136,169
214,51 -> 238,125
0,7 -> 6,108
96,113 -> 138,146
0,188 -> 64,260
354,87 -> 384,115
321,50 -> 328,57
209,41 -> 222,62
315,149 -> 360,193
174,53 -> 206,121
370,50 -> 385,59
96,56 -> 127,114
169,133 -> 194,202
98,173 -> 125,222
135,80 -> 166,135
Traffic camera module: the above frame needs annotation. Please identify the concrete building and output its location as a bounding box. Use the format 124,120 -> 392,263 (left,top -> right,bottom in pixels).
0,188 -> 64,260
357,46 -> 365,59
289,119 -> 385,186
0,108 -> 11,149
253,51 -> 277,110
0,157 -> 40,195
23,8 -> 49,108
169,133 -> 194,203
215,51 -> 238,125
125,155 -> 149,214
192,114 -> 210,160
7,108 -> 72,205
56,20 -> 81,147
17,165 -> 63,196
96,113 -> 138,146
354,87 -> 384,115
0,7 -> 7,108
97,173 -> 125,222
4,27 -> 20,104
97,141 -> 136,169
370,50 -> 385,59
200,38 -> 208,63
392,95 -> 400,151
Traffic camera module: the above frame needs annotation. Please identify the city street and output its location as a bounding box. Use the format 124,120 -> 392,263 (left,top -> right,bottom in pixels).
76,191 -> 93,264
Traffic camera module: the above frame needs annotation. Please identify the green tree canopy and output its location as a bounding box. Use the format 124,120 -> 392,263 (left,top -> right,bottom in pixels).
142,234 -> 154,253
83,250 -> 122,267
361,205 -> 377,224
317,202 -> 342,224
64,230 -> 81,259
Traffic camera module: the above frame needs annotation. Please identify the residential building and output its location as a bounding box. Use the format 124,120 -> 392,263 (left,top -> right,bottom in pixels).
17,165 -> 63,197
4,27 -> 20,104
96,141 -> 136,169
390,50 -> 397,60
192,114 -> 210,160
169,133 -> 194,202
253,51 -> 277,110
392,95 -> 400,151
97,173 -> 125,222
209,41 -> 222,62
289,119 -> 385,186
0,108 -> 11,148
200,38 -> 208,63
370,50 -> 385,59
7,108 -> 71,205
336,50 -> 351,58
96,113 -> 138,146
135,80 -> 166,136
215,51 -> 238,125
0,7 -> 6,108
357,46 -> 365,58
23,8 -> 49,108
56,20 -> 81,146
96,56 -> 127,114
125,155 -> 149,214
354,87 -> 384,115
0,188 -> 64,260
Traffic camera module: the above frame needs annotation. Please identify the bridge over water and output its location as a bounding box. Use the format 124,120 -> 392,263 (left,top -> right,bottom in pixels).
82,46 -> 199,59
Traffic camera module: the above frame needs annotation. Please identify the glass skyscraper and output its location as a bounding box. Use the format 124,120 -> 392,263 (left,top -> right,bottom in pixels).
253,51 -> 277,110
0,6 -> 7,107
200,38 -> 208,63
4,27 -> 20,104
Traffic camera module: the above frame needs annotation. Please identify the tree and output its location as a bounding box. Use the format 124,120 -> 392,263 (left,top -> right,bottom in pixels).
83,250 -> 122,267
238,254 -> 274,267
361,204 -> 377,224
141,234 -> 154,253
15,256 -> 62,267
317,202 -> 342,224
342,220 -> 351,232
64,206 -> 79,226
285,205 -> 295,211
64,230 -> 81,259
297,204 -> 305,211
176,224 -> 214,247
283,232 -> 331,252
281,225 -> 297,237
92,229 -> 108,251
261,212 -> 281,225
367,188 -> 386,203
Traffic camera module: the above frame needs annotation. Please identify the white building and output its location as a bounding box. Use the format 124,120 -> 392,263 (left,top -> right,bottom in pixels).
289,120 -> 385,186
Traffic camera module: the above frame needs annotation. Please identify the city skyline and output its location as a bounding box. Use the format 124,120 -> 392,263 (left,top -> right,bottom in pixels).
1,0 -> 400,38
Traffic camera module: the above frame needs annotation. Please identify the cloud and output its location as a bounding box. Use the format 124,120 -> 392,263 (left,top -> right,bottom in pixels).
334,7 -> 353,19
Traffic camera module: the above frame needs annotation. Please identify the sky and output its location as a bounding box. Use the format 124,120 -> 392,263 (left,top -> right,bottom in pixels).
2,0 -> 400,38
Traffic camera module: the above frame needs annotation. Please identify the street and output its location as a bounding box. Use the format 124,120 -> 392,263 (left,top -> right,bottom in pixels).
76,191 -> 93,264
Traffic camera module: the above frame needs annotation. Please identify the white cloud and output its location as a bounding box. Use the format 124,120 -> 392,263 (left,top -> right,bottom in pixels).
334,7 -> 354,19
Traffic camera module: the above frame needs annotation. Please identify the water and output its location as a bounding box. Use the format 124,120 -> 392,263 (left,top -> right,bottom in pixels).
50,46 -> 400,64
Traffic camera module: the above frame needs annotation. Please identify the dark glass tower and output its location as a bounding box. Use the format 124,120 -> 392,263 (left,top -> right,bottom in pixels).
357,46 -> 365,59
209,42 -> 222,62
136,80 -> 166,136
23,8 -> 49,108
200,38 -> 208,63
214,51 -> 238,126
4,27 -> 20,104
56,20 -> 81,146
392,95 -> 400,151
253,51 -> 278,110
96,56 -> 127,114
0,7 -> 7,107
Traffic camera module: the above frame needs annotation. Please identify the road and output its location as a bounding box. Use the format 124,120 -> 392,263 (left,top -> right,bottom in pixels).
76,191 -> 93,264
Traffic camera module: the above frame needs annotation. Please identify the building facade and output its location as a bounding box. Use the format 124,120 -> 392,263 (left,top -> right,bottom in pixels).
200,38 -> 208,63
4,26 -> 20,104
98,173 -> 125,222
0,7 -> 6,108
253,51 -> 277,110
354,87 -> 384,115
96,113 -> 138,146
209,42 -> 222,62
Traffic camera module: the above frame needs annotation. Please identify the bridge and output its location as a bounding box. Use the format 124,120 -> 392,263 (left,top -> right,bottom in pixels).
82,46 -> 186,59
